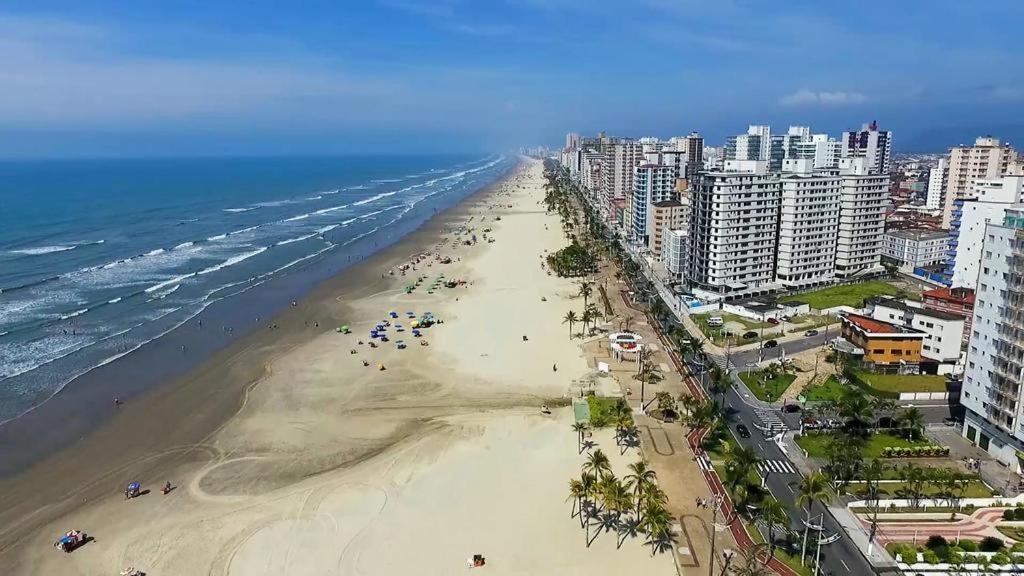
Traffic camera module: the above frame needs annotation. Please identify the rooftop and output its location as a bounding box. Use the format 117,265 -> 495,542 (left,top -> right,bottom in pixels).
885,228 -> 948,241
873,298 -> 967,322
652,200 -> 682,208
922,286 -> 976,305
842,313 -> 923,336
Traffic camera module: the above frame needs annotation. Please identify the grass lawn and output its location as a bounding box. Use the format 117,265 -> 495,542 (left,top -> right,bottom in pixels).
998,526 -> 1024,542
706,434 -> 741,463
740,370 -> 797,402
692,313 -> 778,345
779,281 -> 899,310
586,396 -> 630,428
796,432 -> 936,458
855,370 -> 948,393
800,375 -> 846,401
850,480 -> 992,499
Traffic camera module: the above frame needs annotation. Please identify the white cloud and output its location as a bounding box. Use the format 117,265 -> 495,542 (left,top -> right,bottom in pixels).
780,89 -> 866,106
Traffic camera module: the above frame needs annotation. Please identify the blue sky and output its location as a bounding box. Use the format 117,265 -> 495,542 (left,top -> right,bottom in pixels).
1,0 -> 1021,157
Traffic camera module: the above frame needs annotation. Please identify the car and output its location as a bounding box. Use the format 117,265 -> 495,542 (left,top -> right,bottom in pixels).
707,316 -> 724,327
767,317 -> 780,325
763,339 -> 778,348
782,403 -> 801,413
804,329 -> 819,337
736,424 -> 751,438
742,331 -> 758,339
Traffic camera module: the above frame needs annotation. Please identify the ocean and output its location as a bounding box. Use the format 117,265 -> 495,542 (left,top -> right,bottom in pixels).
0,154 -> 512,425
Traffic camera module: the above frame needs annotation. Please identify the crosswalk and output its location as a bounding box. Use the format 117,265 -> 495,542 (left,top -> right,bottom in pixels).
757,459 -> 798,475
697,456 -> 713,471
754,408 -> 786,433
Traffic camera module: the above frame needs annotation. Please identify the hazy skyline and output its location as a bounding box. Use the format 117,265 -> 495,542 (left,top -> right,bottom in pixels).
2,0 -> 1022,157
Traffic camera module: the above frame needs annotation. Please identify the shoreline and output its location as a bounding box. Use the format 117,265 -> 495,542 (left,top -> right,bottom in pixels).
1,158 -> 675,575
0,158 -> 517,477
0,161 -> 518,548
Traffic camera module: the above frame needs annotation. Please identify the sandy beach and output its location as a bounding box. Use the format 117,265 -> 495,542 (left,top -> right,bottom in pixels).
1,159 -> 675,575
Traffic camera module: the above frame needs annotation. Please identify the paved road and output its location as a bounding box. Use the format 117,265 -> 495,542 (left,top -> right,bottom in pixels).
728,331 -> 832,369
684,354 -> 878,576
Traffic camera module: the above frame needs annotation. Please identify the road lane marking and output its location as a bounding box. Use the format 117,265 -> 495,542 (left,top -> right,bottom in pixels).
840,559 -> 851,572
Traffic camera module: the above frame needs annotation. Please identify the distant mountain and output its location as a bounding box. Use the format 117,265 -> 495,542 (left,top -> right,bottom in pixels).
900,124 -> 1024,153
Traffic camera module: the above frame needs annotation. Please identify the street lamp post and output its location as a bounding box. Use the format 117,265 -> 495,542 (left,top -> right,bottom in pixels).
708,494 -> 725,576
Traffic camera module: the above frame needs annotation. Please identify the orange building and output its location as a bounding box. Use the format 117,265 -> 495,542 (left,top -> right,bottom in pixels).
839,313 -> 924,371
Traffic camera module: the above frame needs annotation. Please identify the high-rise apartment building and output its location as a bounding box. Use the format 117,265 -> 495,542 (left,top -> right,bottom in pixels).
775,159 -> 841,288
726,125 -> 772,163
601,139 -> 644,229
960,207 -> 1024,470
687,161 -> 781,296
941,137 -> 1017,228
947,173 -> 1024,288
631,163 -> 676,245
834,158 -> 888,278
841,121 -> 892,175
926,158 -> 947,211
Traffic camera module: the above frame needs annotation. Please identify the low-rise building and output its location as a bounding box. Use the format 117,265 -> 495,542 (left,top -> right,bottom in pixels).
921,286 -> 975,343
882,229 -> 948,267
839,313 -> 924,373
868,298 -> 964,373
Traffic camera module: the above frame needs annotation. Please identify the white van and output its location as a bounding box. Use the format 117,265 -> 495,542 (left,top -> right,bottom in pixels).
707,316 -> 724,327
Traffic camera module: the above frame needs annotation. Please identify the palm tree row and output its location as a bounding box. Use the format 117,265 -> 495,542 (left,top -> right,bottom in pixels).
567,449 -> 672,554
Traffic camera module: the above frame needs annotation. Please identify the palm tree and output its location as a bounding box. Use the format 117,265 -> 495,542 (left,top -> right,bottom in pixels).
580,471 -> 598,543
572,422 -> 588,454
580,307 -> 594,336
838,389 -> 875,436
563,310 -> 578,339
871,397 -> 898,429
759,498 -> 790,563
633,357 -> 664,409
578,281 -> 594,309
624,460 -> 658,520
568,478 -> 586,520
731,544 -> 772,576
603,481 -> 634,547
638,499 -> 672,556
900,407 -> 925,441
583,448 -> 612,481
724,446 -> 761,508
613,411 -> 633,453
795,472 -> 831,565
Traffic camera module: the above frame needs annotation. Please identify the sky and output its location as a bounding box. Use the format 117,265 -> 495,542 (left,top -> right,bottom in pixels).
0,0 -> 1021,157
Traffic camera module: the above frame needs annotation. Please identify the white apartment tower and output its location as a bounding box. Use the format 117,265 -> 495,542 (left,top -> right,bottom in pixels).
726,125 -> 772,162
941,136 -> 1018,228
775,159 -> 841,287
687,161 -> 781,296
960,207 -> 1024,470
841,121 -> 892,174
926,158 -> 947,211
834,158 -> 888,278
949,173 -> 1024,289
631,163 -> 676,245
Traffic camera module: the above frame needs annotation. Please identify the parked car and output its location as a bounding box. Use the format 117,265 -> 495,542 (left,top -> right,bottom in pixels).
742,331 -> 758,340
767,317 -> 780,325
781,315 -> 792,322
802,418 -> 821,429
736,424 -> 751,438
804,329 -> 819,337
707,316 -> 724,327
763,339 -> 778,348
782,403 -> 801,413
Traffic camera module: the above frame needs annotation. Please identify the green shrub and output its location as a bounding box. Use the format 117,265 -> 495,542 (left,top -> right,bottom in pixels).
1005,509 -> 1018,521
926,535 -> 949,550
992,552 -> 1011,565
1012,542 -> 1024,553
889,543 -> 918,563
981,536 -> 1005,552
947,550 -> 964,565
958,540 -> 979,552
922,550 -> 940,564
1014,553 -> 1024,564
